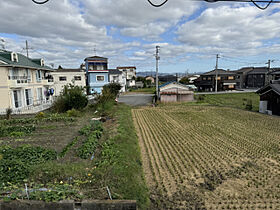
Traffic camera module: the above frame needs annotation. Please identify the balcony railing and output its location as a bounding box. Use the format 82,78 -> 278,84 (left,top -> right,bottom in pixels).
8,75 -> 30,80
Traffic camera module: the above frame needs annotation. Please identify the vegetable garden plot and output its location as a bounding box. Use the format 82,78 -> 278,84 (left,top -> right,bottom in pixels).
132,105 -> 280,209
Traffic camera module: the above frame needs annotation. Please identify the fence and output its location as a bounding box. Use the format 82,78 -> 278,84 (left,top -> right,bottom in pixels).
0,99 -> 53,116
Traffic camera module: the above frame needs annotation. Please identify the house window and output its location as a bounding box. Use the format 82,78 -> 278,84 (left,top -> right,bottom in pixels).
59,77 -> 67,81
217,76 -> 221,80
228,76 -> 234,80
97,76 -> 105,81
74,76 -> 81,81
228,84 -> 235,89
13,90 -> 22,108
208,77 -> 212,80
37,88 -> 43,102
25,89 -> 33,106
36,70 -> 42,82
97,65 -> 104,70
203,77 -> 206,80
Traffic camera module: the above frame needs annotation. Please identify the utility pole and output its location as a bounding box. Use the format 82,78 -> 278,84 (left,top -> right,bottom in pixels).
24,40 -> 32,58
266,59 -> 274,84
155,46 -> 160,101
26,40 -> 29,58
0,38 -> 5,50
215,54 -> 220,92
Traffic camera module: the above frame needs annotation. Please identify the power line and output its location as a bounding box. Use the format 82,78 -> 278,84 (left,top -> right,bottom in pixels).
147,0 -> 169,7
32,0 -> 50,4
147,0 -> 280,10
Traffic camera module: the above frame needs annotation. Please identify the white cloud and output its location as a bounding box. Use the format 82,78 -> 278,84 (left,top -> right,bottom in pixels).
177,4 -> 280,56
83,0 -> 199,40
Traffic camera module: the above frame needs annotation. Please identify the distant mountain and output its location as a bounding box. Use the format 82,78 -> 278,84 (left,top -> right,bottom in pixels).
136,71 -> 203,77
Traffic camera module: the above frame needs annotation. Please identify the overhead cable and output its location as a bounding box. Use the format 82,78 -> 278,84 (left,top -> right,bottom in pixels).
32,0 -> 49,4
250,0 -> 273,10
148,0 -> 279,10
147,0 -> 169,7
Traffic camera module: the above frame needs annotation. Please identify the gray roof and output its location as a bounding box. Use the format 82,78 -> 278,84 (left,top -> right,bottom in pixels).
0,50 -> 52,70
54,68 -> 85,73
257,80 -> 280,95
202,69 -> 236,76
109,69 -> 122,75
84,56 -> 108,61
247,67 -> 268,75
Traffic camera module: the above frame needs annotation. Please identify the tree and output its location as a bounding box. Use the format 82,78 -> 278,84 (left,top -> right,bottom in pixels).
179,77 -> 190,85
52,84 -> 88,113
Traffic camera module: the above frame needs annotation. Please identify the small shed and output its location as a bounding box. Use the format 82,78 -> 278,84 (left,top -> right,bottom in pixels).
159,82 -> 194,103
256,80 -> 280,116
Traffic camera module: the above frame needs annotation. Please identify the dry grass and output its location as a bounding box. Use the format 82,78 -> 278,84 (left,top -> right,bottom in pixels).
133,105 -> 280,209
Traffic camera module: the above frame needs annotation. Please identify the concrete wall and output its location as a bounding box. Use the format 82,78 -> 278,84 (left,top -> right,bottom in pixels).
161,94 -> 177,103
161,93 -> 194,103
0,200 -> 136,210
0,67 -> 10,109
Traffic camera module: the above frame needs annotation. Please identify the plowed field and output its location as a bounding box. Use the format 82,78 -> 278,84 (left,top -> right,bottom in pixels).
132,105 -> 280,209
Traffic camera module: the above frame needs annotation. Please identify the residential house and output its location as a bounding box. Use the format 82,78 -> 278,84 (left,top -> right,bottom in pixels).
51,68 -> 86,96
234,67 -> 254,89
268,68 -> 280,81
85,56 -> 109,94
109,69 -> 126,92
160,82 -> 194,103
195,69 -> 237,92
246,67 -> 267,88
117,66 -> 136,88
257,80 -> 280,116
0,50 -> 54,114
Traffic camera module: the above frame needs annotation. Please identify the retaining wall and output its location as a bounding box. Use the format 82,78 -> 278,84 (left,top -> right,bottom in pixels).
0,200 -> 137,210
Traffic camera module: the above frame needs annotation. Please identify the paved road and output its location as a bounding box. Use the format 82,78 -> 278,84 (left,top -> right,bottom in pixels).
118,93 -> 154,106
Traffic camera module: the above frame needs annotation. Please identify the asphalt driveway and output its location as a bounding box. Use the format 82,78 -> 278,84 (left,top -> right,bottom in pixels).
118,93 -> 154,106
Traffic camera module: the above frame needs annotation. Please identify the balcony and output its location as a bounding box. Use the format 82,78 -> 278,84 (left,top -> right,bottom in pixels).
8,76 -> 31,88
42,78 -> 54,86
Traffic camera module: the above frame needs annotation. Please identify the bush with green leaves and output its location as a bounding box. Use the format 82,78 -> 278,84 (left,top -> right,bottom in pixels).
0,125 -> 35,137
52,84 -> 88,113
0,145 -> 57,183
77,121 -> 103,159
96,83 -> 121,114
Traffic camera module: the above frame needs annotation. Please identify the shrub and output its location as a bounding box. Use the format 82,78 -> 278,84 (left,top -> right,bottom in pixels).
0,125 -> 36,137
52,84 -> 88,113
96,83 -> 121,114
66,109 -> 80,117
0,145 -> 57,183
245,99 -> 253,110
36,112 -> 45,118
5,108 -> 12,120
196,94 -> 205,102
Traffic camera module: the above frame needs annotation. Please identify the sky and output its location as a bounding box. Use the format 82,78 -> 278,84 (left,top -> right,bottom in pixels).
1,0 -> 280,74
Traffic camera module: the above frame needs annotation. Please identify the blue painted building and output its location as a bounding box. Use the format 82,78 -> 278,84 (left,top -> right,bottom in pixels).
84,56 -> 109,94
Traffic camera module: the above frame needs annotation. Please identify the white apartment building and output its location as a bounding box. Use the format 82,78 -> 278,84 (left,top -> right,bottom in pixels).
117,66 -> 136,88
108,69 -> 126,92
51,69 -> 86,96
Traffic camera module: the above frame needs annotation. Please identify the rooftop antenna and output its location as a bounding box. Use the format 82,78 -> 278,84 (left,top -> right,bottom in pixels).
94,45 -> 97,56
